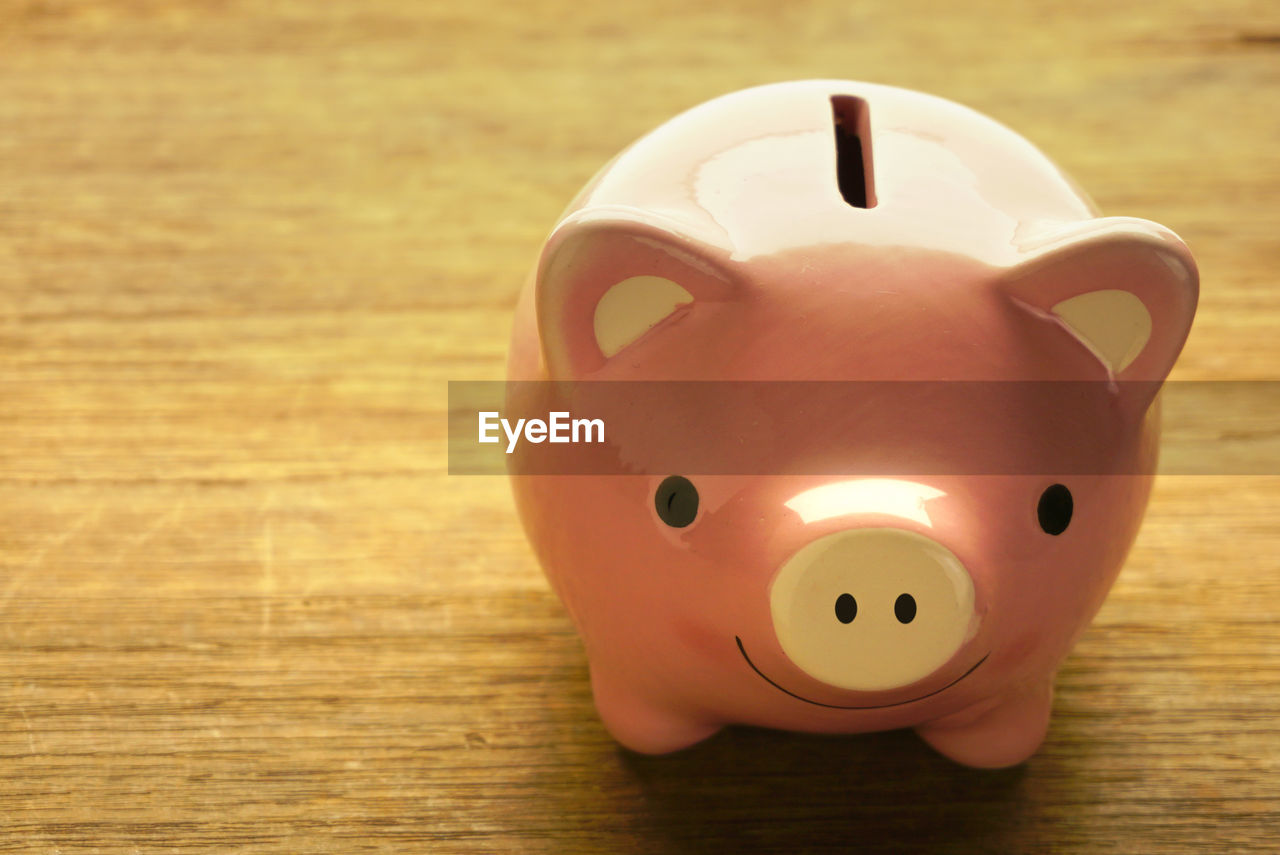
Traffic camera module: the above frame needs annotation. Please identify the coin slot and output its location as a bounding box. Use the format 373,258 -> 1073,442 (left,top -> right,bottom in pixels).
831,95 -> 875,209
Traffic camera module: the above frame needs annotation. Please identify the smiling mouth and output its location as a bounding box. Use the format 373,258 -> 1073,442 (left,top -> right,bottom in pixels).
735,636 -> 989,710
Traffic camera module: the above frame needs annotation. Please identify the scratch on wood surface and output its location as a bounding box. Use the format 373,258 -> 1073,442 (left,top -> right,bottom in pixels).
17,706 -> 38,754
259,489 -> 278,637
0,505 -> 103,612
132,498 -> 187,549
105,496 -> 189,570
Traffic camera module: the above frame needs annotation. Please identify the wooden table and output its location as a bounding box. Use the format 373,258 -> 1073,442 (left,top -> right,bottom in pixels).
2,1 -> 1277,851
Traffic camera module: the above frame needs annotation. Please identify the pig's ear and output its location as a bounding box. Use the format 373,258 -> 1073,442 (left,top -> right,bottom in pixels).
1002,217 -> 1198,391
535,207 -> 734,378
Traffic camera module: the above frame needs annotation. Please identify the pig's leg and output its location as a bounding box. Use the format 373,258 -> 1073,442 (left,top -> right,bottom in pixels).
589,667 -> 721,754
914,677 -> 1054,768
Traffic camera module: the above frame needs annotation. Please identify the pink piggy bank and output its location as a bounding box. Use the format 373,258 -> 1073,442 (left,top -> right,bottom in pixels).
505,81 -> 1197,767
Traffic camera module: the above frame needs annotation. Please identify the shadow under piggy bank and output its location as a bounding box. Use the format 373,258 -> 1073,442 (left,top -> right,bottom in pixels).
618,725 -> 1052,854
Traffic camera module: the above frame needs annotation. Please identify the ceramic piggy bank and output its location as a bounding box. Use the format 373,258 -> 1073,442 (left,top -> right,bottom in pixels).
504,80 -> 1197,767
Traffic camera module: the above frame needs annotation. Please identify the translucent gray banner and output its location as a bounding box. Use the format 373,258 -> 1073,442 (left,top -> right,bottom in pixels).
447,381 -> 1280,476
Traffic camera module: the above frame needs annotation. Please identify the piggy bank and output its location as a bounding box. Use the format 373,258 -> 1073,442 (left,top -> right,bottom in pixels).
504,80 -> 1197,767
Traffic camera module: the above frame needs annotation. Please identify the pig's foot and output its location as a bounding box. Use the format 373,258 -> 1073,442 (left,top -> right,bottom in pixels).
914,677 -> 1054,768
589,669 -> 721,754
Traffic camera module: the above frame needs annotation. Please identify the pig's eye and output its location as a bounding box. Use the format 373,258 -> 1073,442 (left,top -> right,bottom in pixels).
1037,484 -> 1073,535
655,476 -> 699,528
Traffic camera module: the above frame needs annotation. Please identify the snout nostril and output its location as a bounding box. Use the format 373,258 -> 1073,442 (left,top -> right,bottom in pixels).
894,593 -> 917,624
834,593 -> 857,624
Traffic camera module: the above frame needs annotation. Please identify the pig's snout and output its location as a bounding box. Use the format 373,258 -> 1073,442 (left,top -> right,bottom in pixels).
769,529 -> 975,692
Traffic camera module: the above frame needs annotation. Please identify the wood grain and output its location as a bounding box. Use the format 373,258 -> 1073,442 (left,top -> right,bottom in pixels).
1,1 -> 1278,851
